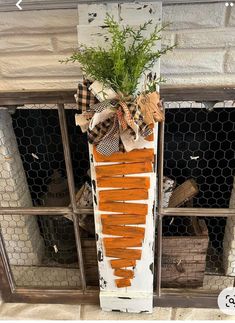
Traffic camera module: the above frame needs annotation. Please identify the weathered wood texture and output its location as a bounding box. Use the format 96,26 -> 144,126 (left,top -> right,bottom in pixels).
99,202 -> 148,215
0,253 -> 12,301
97,176 -> 150,189
102,225 -> 145,238
115,278 -> 131,288
114,268 -> 134,279
103,237 -> 143,248
1,87 -> 235,106
160,219 -> 209,288
169,179 -> 199,207
99,188 -> 148,202
105,248 -> 142,260
0,231 -> 13,302
81,239 -> 99,286
101,214 -> 146,225
95,162 -> 153,177
93,148 -> 154,162
78,1 -> 160,313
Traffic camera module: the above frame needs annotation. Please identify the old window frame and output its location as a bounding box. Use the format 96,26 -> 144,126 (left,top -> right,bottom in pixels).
0,86 -> 234,308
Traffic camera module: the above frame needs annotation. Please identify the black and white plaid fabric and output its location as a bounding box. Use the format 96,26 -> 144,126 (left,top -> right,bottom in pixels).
90,99 -> 118,113
87,118 -> 113,145
75,79 -> 98,111
128,102 -> 153,138
96,114 -> 120,156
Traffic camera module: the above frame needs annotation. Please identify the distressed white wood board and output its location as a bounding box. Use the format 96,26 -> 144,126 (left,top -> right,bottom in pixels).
77,2 -> 162,313
77,2 -> 161,26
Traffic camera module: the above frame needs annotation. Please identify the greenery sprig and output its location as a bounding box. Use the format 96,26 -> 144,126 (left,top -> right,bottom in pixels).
62,14 -> 175,96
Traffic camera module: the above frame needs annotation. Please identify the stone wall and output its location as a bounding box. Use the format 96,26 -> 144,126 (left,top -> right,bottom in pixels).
0,3 -> 235,90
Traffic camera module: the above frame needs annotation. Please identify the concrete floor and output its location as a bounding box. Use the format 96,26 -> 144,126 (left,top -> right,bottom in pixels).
1,296 -> 235,321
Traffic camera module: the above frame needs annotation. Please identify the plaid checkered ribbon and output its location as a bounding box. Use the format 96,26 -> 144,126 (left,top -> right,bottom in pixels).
116,107 -> 127,130
96,114 -> 120,156
76,80 -> 154,156
75,79 -> 98,112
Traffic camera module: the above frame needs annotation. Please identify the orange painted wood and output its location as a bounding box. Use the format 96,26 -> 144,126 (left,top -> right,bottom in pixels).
103,237 -> 142,249
97,176 -> 150,189
105,248 -> 142,259
102,225 -> 145,238
101,214 -> 146,225
110,259 -> 136,269
145,124 -> 154,141
145,133 -> 154,141
93,147 -> 154,162
99,202 -> 148,215
99,188 -> 148,202
114,268 -> 134,279
115,278 -> 131,288
95,162 -> 153,177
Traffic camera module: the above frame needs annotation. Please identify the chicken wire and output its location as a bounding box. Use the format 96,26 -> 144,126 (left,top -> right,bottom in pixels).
161,102 -> 235,292
163,103 -> 235,208
0,102 -> 234,292
0,104 -> 96,288
12,104 -> 90,207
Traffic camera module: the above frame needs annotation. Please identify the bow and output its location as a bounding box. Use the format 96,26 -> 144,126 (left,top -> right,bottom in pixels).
75,80 -> 163,156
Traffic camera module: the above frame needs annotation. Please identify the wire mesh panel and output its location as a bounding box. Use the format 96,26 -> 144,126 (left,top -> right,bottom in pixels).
163,104 -> 235,208
0,212 -> 98,288
0,104 -> 97,289
12,104 -> 90,207
160,102 -> 235,292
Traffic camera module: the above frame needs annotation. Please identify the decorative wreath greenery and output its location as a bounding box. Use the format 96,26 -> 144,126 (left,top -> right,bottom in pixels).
62,14 -> 174,96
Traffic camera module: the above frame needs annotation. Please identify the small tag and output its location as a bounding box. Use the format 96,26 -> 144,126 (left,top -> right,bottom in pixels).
89,80 -> 117,102
137,92 -> 164,124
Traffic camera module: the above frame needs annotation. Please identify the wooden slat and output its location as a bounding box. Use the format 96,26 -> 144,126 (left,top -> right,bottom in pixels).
110,259 -> 136,269
102,225 -> 145,238
99,189 -> 148,202
94,147 -> 154,162
145,124 -> 154,141
97,176 -> 150,189
0,90 -> 76,105
114,268 -> 134,279
99,202 -> 148,215
169,179 -> 199,208
145,133 -> 154,141
101,214 -> 146,225
95,162 -> 153,177
161,86 -> 235,101
115,278 -> 131,288
1,87 -> 235,106
106,248 -> 142,259
103,237 -> 142,249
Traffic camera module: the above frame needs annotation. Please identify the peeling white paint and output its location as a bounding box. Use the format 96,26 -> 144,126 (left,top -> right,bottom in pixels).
77,2 -> 162,313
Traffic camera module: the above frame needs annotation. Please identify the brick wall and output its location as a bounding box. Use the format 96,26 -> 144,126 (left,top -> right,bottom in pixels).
0,9 -> 81,91
0,3 -> 234,90
161,2 -> 235,86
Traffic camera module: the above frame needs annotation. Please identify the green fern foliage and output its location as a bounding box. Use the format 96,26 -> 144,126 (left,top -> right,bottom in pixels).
63,14 -> 174,96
